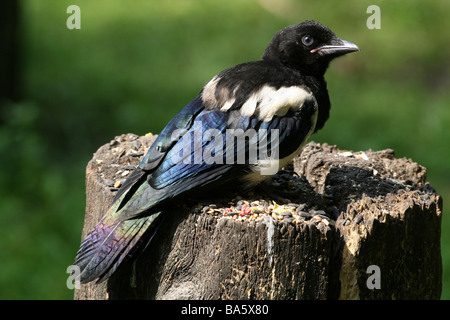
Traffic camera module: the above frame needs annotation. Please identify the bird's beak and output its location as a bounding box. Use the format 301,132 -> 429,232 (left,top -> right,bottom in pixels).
311,39 -> 360,56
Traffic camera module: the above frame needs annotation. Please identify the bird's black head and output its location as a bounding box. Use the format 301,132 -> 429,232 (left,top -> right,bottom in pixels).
262,20 -> 359,76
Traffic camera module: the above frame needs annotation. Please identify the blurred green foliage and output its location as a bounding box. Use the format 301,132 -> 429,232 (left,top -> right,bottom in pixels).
1,0 -> 448,299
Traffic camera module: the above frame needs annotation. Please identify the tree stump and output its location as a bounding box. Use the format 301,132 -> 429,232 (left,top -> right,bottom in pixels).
74,134 -> 442,300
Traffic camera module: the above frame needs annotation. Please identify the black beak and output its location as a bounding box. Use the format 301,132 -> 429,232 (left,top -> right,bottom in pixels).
311,39 -> 360,56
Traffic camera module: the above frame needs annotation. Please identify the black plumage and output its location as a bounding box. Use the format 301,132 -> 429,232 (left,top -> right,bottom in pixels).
73,20 -> 359,283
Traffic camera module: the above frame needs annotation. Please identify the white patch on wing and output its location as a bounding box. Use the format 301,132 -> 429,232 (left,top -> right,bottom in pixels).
201,76 -> 220,108
241,85 -> 315,121
201,76 -> 238,111
221,96 -> 236,112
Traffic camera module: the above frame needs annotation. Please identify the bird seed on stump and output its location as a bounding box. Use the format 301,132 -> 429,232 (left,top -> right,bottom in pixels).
74,134 -> 442,300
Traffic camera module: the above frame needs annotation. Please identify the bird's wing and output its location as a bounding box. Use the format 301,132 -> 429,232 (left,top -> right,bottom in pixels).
111,96 -> 205,206
116,97 -> 249,221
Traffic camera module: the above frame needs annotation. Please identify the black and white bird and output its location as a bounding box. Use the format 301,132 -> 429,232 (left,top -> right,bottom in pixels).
73,20 -> 359,283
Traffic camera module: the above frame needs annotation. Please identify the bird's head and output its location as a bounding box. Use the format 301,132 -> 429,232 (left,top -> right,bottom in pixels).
262,20 -> 359,76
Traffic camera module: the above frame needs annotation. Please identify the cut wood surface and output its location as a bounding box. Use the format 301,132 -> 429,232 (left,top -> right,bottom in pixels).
74,133 -> 442,300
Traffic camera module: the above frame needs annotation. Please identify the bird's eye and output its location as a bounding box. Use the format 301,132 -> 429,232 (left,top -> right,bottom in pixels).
301,35 -> 314,46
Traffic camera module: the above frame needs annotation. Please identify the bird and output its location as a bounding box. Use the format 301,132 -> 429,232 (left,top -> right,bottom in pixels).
73,20 -> 359,284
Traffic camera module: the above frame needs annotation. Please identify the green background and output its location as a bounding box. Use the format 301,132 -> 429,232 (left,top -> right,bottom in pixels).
1,0 -> 448,299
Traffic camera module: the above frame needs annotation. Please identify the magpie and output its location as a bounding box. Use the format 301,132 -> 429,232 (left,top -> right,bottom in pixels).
73,20 -> 359,283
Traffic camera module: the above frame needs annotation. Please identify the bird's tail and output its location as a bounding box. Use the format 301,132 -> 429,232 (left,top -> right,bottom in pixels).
73,210 -> 162,284
73,169 -> 163,284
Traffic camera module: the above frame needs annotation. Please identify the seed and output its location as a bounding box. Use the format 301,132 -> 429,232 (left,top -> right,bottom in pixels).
296,204 -> 307,213
202,206 -> 210,213
133,140 -> 142,150
355,214 -> 363,224
129,151 -> 144,157
240,204 -> 251,216
104,179 -> 114,187
316,214 -> 330,221
311,210 -> 327,216
279,211 -> 293,217
298,211 -> 311,218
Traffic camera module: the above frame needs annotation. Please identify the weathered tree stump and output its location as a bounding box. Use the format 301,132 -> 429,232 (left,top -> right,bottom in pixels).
74,133 -> 442,300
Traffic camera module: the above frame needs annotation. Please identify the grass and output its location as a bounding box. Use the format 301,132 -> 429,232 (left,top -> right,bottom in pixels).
1,0 -> 448,299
